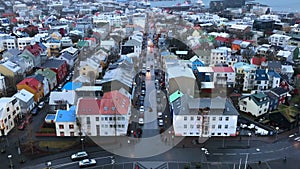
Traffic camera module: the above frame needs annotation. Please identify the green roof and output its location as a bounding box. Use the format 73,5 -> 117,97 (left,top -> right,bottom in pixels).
253,92 -> 266,99
35,68 -> 56,80
77,40 -> 89,47
270,105 -> 299,123
169,90 -> 184,103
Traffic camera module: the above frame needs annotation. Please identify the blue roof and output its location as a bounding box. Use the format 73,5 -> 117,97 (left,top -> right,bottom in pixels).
62,82 -> 82,90
39,42 -> 47,51
45,114 -> 56,121
256,69 -> 268,80
267,70 -> 281,78
55,106 -> 76,122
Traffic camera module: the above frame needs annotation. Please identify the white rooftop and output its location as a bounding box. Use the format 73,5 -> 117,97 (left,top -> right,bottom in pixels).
13,89 -> 34,103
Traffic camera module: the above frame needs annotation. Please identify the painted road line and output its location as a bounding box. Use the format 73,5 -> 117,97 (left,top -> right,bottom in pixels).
252,152 -> 262,155
212,153 -> 224,155
264,150 -> 274,153
226,153 -> 237,155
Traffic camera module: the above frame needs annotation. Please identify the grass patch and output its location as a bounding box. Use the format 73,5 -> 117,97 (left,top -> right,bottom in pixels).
39,140 -> 76,149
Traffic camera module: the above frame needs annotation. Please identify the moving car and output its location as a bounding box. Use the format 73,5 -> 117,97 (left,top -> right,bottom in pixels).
79,159 -> 96,168
146,67 -> 150,72
71,151 -> 88,161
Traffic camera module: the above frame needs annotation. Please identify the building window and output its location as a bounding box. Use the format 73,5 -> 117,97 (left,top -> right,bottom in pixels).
96,117 -> 99,121
105,117 -> 108,121
69,124 -> 74,129
87,117 -> 90,124
184,116 -> 187,121
212,117 -> 216,121
70,132 -> 74,136
211,133 -> 215,136
16,107 -> 19,111
109,117 -> 113,121
184,124 -> 187,128
60,132 -> 64,136
225,117 -> 229,121
190,125 -> 194,129
225,125 -> 228,129
212,125 -> 215,129
59,125 -> 64,129
196,124 -> 200,128
218,133 -> 221,135
190,116 -> 194,121
6,107 -> 9,112
218,125 -> 222,129
8,115 -> 11,119
219,117 -> 222,121
101,117 -> 104,121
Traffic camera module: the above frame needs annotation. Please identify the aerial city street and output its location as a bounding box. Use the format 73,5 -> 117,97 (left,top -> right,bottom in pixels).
0,0 -> 300,168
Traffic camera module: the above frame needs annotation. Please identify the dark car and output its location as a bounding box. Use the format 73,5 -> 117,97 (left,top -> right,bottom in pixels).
31,107 -> 38,115
18,121 -> 26,130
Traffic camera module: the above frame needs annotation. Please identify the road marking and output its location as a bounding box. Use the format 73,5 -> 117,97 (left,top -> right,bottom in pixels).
239,153 -> 248,155
225,153 -> 237,155
252,152 -> 262,155
212,153 -> 224,155
264,150 -> 274,153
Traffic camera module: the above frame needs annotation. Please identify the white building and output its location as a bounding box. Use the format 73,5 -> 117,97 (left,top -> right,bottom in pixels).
234,62 -> 257,91
239,92 -> 270,117
2,37 -> 17,50
13,89 -> 35,114
212,66 -> 235,88
55,106 -> 79,136
17,37 -> 34,51
0,97 -> 21,136
77,89 -> 131,136
171,94 -> 239,137
268,34 -> 291,48
210,48 -> 229,66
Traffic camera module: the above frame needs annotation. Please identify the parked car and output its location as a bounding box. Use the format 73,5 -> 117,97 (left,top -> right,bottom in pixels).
146,67 -> 150,72
141,90 -> 146,96
157,112 -> 163,118
71,151 -> 88,161
18,121 -> 26,130
158,119 -> 164,126
138,118 -> 144,125
25,115 -> 32,124
38,101 -> 45,109
139,106 -> 145,113
79,159 -> 96,168
31,107 -> 38,115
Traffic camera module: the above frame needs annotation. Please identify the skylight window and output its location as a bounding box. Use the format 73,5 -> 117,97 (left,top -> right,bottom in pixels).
104,107 -> 108,111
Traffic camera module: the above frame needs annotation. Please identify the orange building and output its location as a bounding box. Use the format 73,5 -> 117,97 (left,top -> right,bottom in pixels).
16,77 -> 44,103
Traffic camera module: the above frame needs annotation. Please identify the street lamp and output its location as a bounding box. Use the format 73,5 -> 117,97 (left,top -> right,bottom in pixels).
247,133 -> 251,147
8,154 -> 13,169
80,138 -> 84,151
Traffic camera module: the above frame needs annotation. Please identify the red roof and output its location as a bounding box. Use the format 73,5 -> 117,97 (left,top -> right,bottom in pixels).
215,36 -> 229,43
24,44 -> 42,57
77,90 -> 130,115
251,57 -> 266,66
212,66 -> 234,72
17,78 -> 41,92
100,91 -> 130,115
77,98 -> 101,115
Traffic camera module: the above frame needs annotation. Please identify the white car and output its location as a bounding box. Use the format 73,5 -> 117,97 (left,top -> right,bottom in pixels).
71,151 -> 88,161
294,137 -> 300,141
138,118 -> 144,125
158,119 -> 164,126
79,159 -> 96,168
146,67 -> 151,72
139,106 -> 145,112
38,101 -> 45,109
157,112 -> 163,118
